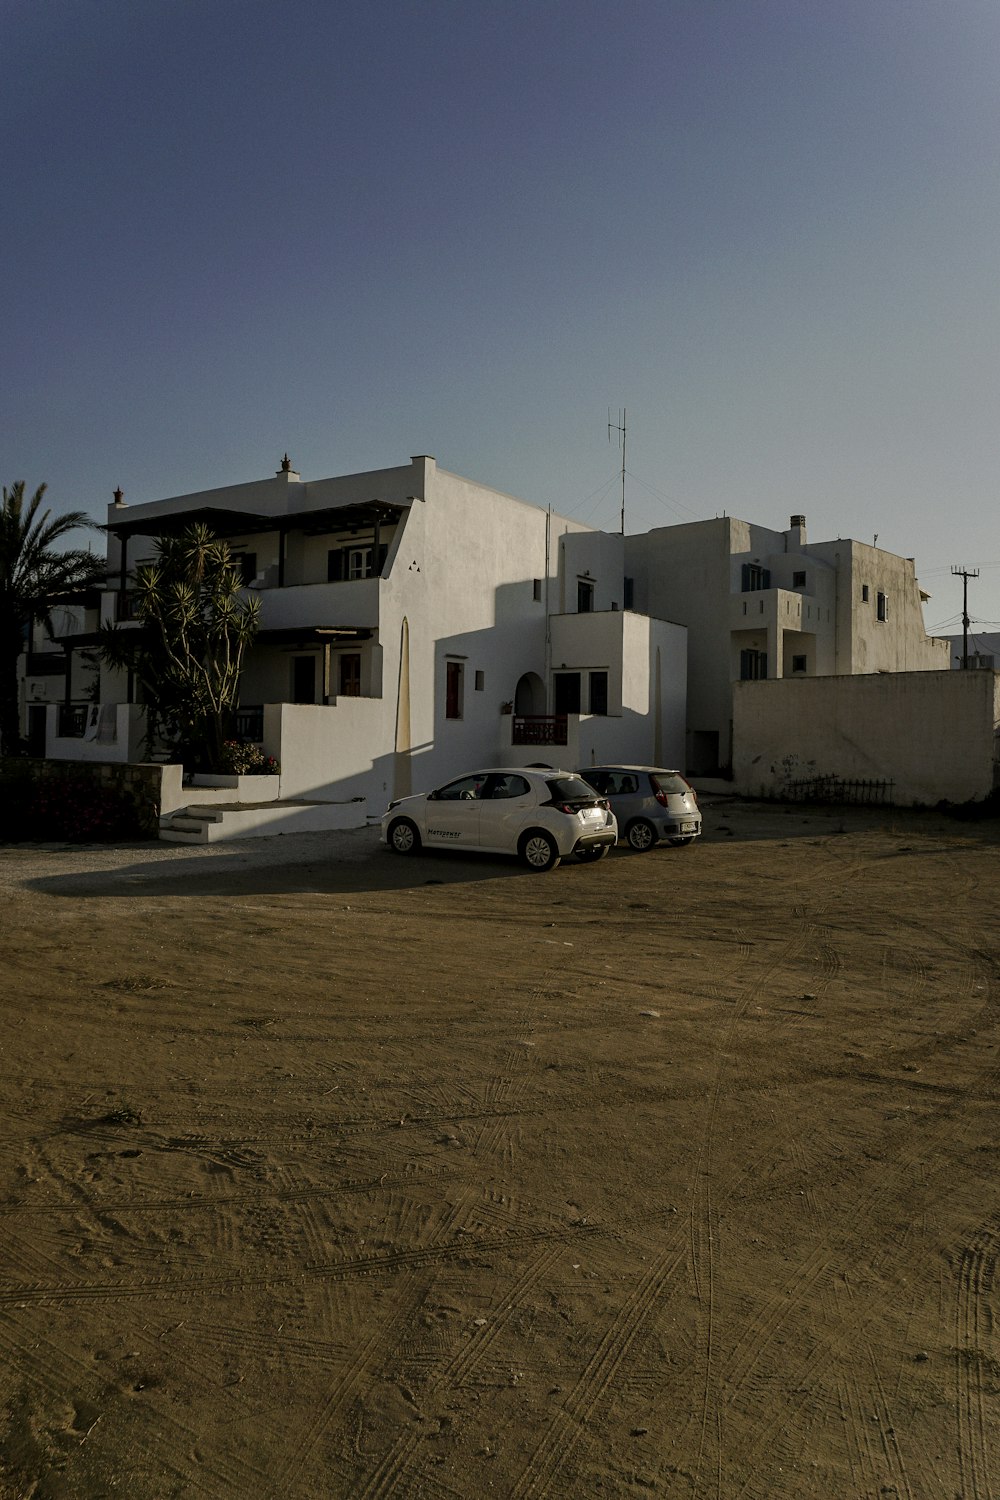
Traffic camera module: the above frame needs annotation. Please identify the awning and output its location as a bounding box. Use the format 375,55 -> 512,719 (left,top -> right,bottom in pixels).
106,498 -> 407,541
256,626 -> 373,646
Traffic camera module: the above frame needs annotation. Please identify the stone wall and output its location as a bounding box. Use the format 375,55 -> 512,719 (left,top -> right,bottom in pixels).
0,758 -> 166,838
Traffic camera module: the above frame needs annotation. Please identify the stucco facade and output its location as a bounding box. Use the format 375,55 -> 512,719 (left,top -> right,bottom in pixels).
625,514 -> 948,774
733,669 -> 1000,806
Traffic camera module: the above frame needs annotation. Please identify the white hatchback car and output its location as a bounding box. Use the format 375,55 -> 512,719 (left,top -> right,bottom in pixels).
381,767 -> 618,871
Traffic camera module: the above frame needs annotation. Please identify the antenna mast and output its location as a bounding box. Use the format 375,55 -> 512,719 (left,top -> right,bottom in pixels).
951,564 -> 979,668
608,408 -> 626,535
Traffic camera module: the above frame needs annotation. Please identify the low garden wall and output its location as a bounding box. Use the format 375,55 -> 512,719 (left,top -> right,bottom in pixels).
0,758 -> 165,842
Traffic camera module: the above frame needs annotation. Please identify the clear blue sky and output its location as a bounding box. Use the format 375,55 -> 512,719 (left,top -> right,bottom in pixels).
3,0 -> 999,637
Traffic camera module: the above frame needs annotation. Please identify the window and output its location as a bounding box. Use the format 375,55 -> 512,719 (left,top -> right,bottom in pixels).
532,578 -> 542,601
474,670 -> 484,691
741,563 -> 771,592
623,577 -> 634,610
553,672 -> 581,714
791,654 -> 807,672
876,591 -> 888,622
237,552 -> 257,586
793,570 -> 806,587
862,584 -> 870,602
740,649 -> 767,681
328,543 -> 388,581
589,671 -> 608,716
445,661 -> 464,719
436,772 -> 484,800
347,546 -> 372,580
487,773 -> 530,799
577,578 -> 595,613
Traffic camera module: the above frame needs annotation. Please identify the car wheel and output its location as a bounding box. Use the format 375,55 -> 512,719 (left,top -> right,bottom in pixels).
520,830 -> 560,871
576,845 -> 610,862
388,817 -> 421,855
626,819 -> 657,852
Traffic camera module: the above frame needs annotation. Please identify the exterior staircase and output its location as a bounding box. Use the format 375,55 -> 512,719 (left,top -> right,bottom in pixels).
159,797 -> 368,844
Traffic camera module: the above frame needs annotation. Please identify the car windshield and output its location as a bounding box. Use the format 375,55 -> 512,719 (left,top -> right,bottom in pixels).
547,776 -> 599,802
651,773 -> 691,796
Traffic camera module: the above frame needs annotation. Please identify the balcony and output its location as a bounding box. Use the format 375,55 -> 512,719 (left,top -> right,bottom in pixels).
257,577 -> 380,631
512,715 -> 568,747
58,704 -> 89,738
234,705 -> 264,742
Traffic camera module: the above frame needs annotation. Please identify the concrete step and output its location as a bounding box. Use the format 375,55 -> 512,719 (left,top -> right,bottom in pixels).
158,798 -> 369,843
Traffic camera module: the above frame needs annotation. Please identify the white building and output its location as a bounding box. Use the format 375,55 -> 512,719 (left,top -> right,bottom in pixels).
938,631 -> 1000,671
625,513 -> 949,775
17,591 -> 102,756
53,455 -> 687,812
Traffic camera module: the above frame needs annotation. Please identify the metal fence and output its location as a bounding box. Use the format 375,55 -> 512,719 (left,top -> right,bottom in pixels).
234,705 -> 264,742
57,704 -> 88,739
512,715 -> 568,747
784,775 -> 895,806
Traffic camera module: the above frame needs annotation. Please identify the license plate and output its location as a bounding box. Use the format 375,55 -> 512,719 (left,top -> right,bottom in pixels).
680,822 -> 696,833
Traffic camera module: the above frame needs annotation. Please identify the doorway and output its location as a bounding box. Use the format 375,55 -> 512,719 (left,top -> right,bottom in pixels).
292,656 -> 317,704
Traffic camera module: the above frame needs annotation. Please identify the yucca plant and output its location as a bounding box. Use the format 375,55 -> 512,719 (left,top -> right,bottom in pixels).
100,523 -> 260,772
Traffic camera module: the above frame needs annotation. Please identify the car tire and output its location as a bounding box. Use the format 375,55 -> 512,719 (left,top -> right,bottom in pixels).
388,817 -> 421,855
626,819 -> 657,852
519,830 -> 560,872
576,844 -> 610,862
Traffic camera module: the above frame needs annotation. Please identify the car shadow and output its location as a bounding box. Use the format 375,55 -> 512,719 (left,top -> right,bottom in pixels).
20,829 -> 626,900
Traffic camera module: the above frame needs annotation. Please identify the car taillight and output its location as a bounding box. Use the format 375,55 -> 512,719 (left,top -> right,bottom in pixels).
654,790 -> 669,807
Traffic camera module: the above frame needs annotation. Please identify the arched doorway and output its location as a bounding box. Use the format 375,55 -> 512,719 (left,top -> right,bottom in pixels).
514,671 -> 545,716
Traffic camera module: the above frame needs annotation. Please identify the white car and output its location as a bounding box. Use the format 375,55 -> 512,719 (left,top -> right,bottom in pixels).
583,765 -> 702,850
381,767 -> 618,871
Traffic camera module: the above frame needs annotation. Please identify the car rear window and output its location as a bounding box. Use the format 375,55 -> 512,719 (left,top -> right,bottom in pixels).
547,776 -> 599,802
651,773 -> 690,796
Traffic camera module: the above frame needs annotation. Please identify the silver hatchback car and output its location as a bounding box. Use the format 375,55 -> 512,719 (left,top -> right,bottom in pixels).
582,765 -> 702,851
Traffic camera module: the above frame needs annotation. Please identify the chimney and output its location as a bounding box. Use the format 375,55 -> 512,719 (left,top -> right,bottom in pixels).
276,453 -> 301,482
786,513 -> 806,549
113,487 -> 126,508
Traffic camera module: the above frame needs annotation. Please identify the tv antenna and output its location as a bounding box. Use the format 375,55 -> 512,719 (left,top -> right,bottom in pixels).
608,408 -> 626,534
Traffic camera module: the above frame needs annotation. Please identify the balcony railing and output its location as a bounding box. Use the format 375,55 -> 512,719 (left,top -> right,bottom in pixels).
57,704 -> 89,739
234,705 -> 264,742
116,591 -> 142,621
512,714 -> 568,747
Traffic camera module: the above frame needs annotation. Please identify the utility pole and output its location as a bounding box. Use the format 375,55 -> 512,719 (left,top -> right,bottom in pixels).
608,408 -> 626,535
951,565 -> 979,668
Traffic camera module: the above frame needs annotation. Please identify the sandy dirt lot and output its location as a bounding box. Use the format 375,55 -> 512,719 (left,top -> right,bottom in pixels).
1,798 -> 998,1500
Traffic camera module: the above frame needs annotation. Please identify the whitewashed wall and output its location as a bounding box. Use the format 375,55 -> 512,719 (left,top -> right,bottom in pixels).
733,670 -> 1000,805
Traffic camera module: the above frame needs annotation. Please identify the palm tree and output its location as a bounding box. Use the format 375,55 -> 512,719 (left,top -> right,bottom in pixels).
0,481 -> 104,755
